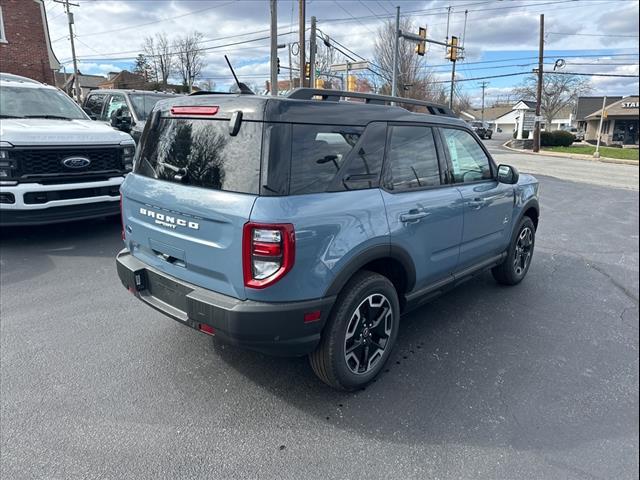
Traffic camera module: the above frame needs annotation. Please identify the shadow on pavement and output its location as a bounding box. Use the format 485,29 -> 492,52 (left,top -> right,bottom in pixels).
210,249 -> 637,453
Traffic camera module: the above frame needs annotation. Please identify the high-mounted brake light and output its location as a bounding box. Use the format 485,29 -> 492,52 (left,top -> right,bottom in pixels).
243,222 -> 295,289
170,106 -> 219,116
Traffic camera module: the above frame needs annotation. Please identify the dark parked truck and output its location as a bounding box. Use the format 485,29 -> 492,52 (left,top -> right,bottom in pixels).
117,88 -> 539,390
469,121 -> 493,139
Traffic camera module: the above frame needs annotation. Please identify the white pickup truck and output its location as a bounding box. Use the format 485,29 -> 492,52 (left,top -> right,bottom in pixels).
0,73 -> 135,226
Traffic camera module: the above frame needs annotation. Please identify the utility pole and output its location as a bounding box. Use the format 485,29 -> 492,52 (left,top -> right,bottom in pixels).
594,96 -> 607,158
298,0 -> 306,87
533,14 -> 544,152
479,81 -> 489,123
54,0 -> 80,102
270,0 -> 278,96
309,16 -> 317,88
449,60 -> 456,109
288,44 -> 293,88
391,6 -> 400,98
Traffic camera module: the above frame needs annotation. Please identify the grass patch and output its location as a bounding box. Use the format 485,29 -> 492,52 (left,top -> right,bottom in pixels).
543,145 -> 639,161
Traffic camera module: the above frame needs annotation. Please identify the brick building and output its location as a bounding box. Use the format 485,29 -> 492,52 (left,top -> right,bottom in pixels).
0,0 -> 60,84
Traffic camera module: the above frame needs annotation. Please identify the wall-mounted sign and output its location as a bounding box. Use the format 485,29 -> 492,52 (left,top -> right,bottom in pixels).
621,102 -> 639,108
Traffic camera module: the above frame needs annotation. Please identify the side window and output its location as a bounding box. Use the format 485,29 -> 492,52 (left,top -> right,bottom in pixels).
338,122 -> 386,191
83,94 -> 107,119
105,94 -> 127,121
442,128 -> 492,183
0,7 -> 7,43
384,125 -> 441,191
290,124 -> 364,195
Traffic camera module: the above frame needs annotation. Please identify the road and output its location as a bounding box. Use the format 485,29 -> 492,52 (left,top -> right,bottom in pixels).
485,133 -> 639,191
1,141 -> 638,480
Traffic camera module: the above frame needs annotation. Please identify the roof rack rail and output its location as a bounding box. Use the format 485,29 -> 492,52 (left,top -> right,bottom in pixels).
287,88 -> 456,117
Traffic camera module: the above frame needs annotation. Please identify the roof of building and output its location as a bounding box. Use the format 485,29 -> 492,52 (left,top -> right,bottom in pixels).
576,96 -> 623,121
55,72 -> 106,90
463,105 -> 513,121
98,70 -> 148,89
585,96 -> 639,119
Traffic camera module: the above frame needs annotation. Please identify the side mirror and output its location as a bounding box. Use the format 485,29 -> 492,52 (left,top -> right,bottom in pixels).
111,108 -> 132,133
497,164 -> 519,184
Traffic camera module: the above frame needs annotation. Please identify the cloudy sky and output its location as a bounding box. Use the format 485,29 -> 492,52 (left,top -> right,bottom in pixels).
45,0 -> 639,106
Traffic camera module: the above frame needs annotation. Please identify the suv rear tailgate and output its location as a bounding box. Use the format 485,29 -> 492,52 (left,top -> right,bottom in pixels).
122,173 -> 256,300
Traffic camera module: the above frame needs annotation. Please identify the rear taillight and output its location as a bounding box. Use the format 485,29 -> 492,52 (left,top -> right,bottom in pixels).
243,223 -> 295,289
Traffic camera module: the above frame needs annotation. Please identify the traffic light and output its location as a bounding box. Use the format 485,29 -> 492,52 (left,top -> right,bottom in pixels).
304,62 -> 311,79
347,75 -> 356,92
415,27 -> 426,56
277,57 -> 281,74
446,36 -> 459,61
315,78 -> 325,89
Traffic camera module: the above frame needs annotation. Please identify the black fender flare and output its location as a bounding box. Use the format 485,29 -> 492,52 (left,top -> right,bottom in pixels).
324,244 -> 417,297
513,198 -> 540,236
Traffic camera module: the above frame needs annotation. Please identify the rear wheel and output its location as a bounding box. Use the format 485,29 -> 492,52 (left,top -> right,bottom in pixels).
309,271 -> 400,390
492,216 -> 536,285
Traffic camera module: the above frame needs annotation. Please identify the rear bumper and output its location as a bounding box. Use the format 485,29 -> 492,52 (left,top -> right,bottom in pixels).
116,249 -> 335,356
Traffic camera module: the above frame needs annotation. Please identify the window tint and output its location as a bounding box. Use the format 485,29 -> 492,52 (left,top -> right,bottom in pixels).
339,122 -> 386,191
289,124 -> 363,195
105,94 -> 127,120
129,94 -> 173,121
442,128 -> 492,183
134,118 -> 262,194
385,125 -> 441,191
84,94 -> 107,118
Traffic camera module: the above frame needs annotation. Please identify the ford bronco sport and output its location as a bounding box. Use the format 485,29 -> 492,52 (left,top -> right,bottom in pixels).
0,73 -> 135,226
116,88 -> 539,390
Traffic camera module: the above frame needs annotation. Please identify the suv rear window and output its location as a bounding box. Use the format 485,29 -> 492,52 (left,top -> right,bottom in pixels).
134,117 -> 262,194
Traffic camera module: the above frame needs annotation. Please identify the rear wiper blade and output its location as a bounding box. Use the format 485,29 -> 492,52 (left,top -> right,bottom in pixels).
0,114 -> 24,118
23,115 -> 73,120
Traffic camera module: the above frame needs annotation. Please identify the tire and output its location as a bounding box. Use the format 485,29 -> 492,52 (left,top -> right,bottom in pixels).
309,271 -> 400,390
492,216 -> 536,286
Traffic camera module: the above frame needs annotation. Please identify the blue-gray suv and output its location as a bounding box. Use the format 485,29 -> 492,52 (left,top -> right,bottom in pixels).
116,88 -> 540,390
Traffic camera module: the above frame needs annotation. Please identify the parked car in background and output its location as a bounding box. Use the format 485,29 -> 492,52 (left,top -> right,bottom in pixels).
83,89 -> 179,143
116,88 -> 540,390
0,73 -> 135,226
560,125 -> 584,141
469,121 -> 493,139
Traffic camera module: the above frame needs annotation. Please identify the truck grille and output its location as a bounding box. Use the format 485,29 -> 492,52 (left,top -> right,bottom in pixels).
13,147 -> 124,177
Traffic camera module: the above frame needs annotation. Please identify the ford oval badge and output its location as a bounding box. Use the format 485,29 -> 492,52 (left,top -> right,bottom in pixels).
62,156 -> 91,169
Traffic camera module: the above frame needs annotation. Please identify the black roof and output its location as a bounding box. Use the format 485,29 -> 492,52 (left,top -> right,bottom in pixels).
155,90 -> 467,128
576,96 -> 623,121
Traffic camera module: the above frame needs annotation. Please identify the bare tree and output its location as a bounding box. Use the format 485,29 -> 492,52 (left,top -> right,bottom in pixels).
199,79 -> 216,91
143,33 -> 174,88
515,73 -> 591,125
372,17 -> 446,107
174,32 -> 204,93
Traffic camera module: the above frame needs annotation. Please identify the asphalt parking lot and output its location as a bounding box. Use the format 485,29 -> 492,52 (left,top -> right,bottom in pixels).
1,146 -> 638,479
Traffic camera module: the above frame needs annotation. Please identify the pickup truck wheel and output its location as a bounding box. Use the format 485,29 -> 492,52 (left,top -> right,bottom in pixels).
309,271 -> 399,390
492,216 -> 536,285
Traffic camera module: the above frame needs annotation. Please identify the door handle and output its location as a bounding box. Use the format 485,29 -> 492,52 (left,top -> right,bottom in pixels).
400,211 -> 429,223
467,198 -> 486,210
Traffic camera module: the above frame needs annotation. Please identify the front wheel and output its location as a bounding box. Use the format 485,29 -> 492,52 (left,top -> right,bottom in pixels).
492,216 -> 536,285
309,271 -> 400,390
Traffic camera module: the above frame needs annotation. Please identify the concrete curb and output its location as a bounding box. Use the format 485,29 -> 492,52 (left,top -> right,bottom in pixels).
500,142 -> 639,166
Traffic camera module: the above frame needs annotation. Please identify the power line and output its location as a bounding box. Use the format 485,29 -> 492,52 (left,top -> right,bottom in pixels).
331,0 -> 377,35
546,71 -> 639,78
547,32 -> 640,38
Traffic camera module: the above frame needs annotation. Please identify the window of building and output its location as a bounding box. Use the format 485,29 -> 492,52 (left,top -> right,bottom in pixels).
384,125 -> 442,191
0,7 -> 7,43
442,128 -> 492,183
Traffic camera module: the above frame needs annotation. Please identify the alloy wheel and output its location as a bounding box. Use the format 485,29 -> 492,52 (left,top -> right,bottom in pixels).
513,226 -> 534,276
344,294 -> 393,375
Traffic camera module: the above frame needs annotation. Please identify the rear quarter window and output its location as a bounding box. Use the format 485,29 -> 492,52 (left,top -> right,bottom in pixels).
134,117 -> 262,194
289,124 -> 364,195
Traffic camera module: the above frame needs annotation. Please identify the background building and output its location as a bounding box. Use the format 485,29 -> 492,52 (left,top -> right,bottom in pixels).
584,96 -> 639,146
0,0 -> 59,84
